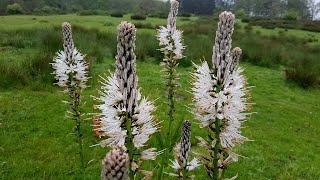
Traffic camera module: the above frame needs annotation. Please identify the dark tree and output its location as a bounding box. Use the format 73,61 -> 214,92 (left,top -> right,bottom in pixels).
180,0 -> 216,15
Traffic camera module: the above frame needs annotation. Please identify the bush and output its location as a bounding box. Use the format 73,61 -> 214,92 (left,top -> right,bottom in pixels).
263,23 -> 276,29
179,12 -> 192,17
148,13 -> 167,19
284,10 -> 298,21
158,13 -> 168,19
131,14 -> 147,20
302,21 -> 320,32
241,17 -> 250,23
40,5 -> 59,15
245,16 -> 320,32
134,23 -> 154,29
181,17 -> 190,21
235,9 -> 247,19
285,60 -> 320,88
6,3 -> 23,14
110,12 -> 123,17
78,10 -> 108,16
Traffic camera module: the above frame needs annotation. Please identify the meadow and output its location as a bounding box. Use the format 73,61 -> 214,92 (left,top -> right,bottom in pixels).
0,14 -> 320,179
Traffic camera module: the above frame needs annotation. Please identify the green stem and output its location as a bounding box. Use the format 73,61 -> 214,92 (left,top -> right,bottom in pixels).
212,84 -> 223,180
212,117 -> 220,180
71,89 -> 85,175
167,61 -> 175,147
76,116 -> 85,171
182,168 -> 187,180
159,55 -> 176,180
126,112 -> 135,179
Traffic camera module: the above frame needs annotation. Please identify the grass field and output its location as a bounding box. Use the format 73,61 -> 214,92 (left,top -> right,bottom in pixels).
236,19 -> 320,47
0,14 -> 320,179
0,14 -> 198,31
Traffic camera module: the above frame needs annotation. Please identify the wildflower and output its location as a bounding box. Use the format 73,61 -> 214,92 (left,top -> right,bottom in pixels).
94,21 -> 160,179
169,121 -> 200,179
191,12 -> 254,179
52,22 -> 88,92
157,0 -> 185,176
51,22 -> 89,172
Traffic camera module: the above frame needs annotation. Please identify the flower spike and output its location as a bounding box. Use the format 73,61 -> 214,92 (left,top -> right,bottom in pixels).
94,21 -> 161,179
191,12 -> 254,179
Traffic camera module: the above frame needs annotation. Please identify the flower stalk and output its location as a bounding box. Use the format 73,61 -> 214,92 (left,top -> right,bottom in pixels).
157,0 -> 185,178
51,22 -> 89,173
157,0 -> 184,146
191,12 -> 253,179
94,21 -> 162,179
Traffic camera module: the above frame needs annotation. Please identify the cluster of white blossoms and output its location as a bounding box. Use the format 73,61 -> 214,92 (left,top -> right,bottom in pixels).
157,0 -> 184,59
191,11 -> 253,179
192,62 -> 250,148
94,22 -> 162,178
52,22 -> 88,92
94,76 -> 160,152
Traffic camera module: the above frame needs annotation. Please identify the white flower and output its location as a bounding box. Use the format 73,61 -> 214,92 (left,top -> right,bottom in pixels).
158,26 -> 170,47
94,72 -> 126,148
172,29 -> 184,59
187,157 -> 201,171
52,48 -> 88,91
191,62 -> 218,127
223,150 -> 239,166
140,170 -> 153,180
170,159 -> 181,170
99,130 -> 126,148
157,0 -> 184,60
132,97 -> 158,149
95,73 -> 122,107
140,148 -> 164,161
192,64 -> 251,148
196,136 -> 212,149
95,74 -> 159,151
157,26 -> 184,59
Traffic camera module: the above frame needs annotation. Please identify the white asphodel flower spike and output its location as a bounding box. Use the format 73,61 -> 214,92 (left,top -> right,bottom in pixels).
51,22 -> 89,172
94,21 -> 161,179
157,1 -> 185,176
191,11 -> 254,179
52,22 -> 89,92
157,0 -> 184,59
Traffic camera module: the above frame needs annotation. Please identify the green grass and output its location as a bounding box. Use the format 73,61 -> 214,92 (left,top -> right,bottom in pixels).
236,19 -> 320,46
1,59 -> 320,179
0,14 -> 320,179
0,14 -> 198,32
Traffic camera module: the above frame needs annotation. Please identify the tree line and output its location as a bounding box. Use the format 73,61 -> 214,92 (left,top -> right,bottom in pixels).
1,0 -> 319,20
